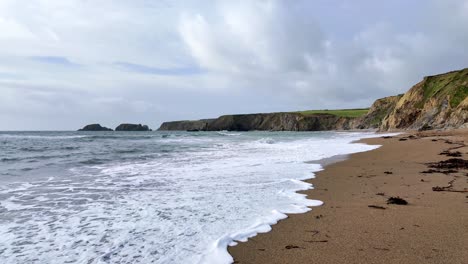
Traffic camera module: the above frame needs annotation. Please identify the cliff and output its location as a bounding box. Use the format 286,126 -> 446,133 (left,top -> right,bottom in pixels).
158,68 -> 467,132
381,68 -> 468,130
159,113 -> 355,131
355,95 -> 403,129
158,119 -> 215,131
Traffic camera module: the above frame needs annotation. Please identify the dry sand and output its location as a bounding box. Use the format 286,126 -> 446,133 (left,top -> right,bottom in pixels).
229,129 -> 468,264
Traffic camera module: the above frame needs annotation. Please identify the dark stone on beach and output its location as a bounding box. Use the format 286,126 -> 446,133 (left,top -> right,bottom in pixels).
115,123 -> 151,131
418,124 -> 433,131
387,196 -> 408,205
285,245 -> 301,249
78,124 -> 113,131
368,205 -> 387,210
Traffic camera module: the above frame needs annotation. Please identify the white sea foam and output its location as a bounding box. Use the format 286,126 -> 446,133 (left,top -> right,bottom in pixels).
0,131 -> 395,264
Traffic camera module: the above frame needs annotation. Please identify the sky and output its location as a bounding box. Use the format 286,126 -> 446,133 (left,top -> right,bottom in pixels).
0,0 -> 467,130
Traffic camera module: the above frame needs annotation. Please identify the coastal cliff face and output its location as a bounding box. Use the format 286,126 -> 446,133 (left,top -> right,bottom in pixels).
158,68 -> 467,132
159,113 -> 354,131
353,95 -> 403,129
158,119 -> 215,131
381,68 -> 468,130
206,113 -> 353,131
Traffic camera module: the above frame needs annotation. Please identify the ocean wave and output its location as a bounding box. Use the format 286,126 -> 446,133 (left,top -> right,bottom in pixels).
256,137 -> 275,144
216,131 -> 242,136
0,134 -> 88,140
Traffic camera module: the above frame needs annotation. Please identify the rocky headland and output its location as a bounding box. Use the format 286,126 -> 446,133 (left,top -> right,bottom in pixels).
159,68 -> 468,132
78,124 -> 113,131
115,123 -> 151,131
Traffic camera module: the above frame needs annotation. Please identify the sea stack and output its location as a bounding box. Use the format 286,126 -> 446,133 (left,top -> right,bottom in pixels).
115,123 -> 151,131
78,124 -> 113,131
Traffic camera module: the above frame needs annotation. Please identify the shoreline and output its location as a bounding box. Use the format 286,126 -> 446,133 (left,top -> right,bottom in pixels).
229,129 -> 468,263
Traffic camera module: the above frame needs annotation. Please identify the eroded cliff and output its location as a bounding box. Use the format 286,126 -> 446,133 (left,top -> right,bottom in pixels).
158,68 -> 467,132
381,68 -> 468,130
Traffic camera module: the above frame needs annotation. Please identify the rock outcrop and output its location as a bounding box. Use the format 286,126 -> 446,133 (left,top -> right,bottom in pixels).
78,124 -> 113,131
380,68 -> 468,130
115,123 -> 151,131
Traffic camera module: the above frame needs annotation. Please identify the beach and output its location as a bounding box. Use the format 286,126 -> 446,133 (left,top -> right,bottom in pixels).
229,129 -> 468,264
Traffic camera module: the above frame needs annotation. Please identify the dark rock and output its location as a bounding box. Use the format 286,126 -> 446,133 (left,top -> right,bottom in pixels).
368,205 -> 387,210
78,124 -> 113,131
387,196 -> 408,205
115,123 -> 151,131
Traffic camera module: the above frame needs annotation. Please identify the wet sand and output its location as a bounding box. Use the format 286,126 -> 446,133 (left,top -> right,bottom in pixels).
229,129 -> 468,264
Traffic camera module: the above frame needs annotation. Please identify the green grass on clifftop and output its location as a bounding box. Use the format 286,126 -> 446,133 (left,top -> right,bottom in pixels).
421,68 -> 468,108
296,108 -> 369,118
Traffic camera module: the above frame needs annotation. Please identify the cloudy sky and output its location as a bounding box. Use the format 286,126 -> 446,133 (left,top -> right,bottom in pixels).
0,0 -> 467,130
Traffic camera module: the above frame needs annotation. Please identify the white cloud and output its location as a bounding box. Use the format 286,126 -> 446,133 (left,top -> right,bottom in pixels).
0,0 -> 467,129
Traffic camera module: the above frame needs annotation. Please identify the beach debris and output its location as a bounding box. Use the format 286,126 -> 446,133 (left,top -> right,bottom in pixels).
382,136 -> 393,139
257,248 -> 265,251
432,186 -> 448,192
368,205 -> 387,210
427,158 -> 468,170
373,247 -> 390,251
421,169 -> 458,174
431,139 -> 438,142
304,240 -> 328,243
432,186 -> 468,193
399,138 -> 408,141
431,178 -> 467,193
376,192 -> 385,196
315,214 -> 323,219
305,230 -> 320,236
285,245 -> 302,250
384,171 -> 393,174
439,150 -> 462,157
387,196 -> 408,205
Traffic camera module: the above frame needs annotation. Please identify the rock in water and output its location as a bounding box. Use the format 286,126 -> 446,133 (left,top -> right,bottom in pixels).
115,123 -> 151,131
78,124 -> 113,131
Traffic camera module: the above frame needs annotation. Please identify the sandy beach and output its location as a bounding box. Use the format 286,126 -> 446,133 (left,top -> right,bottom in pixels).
229,129 -> 468,264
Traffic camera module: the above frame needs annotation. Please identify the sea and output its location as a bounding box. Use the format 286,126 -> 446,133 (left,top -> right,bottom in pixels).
0,130 -> 388,264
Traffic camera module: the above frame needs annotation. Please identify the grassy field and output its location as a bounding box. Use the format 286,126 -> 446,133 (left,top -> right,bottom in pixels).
296,108 -> 369,118
422,68 -> 468,108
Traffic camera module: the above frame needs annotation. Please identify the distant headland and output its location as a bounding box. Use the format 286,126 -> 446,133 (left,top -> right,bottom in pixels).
158,68 -> 468,132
